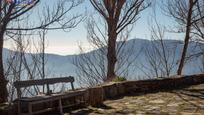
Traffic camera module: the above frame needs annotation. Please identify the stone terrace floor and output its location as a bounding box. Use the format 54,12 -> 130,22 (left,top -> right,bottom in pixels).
67,84 -> 204,115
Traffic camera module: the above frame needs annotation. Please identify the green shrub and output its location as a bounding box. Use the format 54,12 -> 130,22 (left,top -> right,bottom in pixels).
113,76 -> 127,82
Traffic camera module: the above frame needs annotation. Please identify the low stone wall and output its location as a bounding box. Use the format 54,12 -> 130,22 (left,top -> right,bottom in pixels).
87,73 -> 204,106
1,73 -> 204,114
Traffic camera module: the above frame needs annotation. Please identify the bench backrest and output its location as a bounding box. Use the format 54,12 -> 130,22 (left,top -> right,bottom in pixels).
14,76 -> 75,98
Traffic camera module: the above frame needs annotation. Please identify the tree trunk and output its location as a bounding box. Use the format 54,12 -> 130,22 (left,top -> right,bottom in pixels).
106,23 -> 117,81
177,0 -> 193,75
107,37 -> 117,80
0,28 -> 8,103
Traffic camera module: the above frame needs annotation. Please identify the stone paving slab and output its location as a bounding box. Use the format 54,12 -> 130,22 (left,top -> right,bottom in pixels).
69,84 -> 204,115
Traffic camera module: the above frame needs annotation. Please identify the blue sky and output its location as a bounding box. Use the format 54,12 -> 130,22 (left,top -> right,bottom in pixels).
4,0 -> 182,55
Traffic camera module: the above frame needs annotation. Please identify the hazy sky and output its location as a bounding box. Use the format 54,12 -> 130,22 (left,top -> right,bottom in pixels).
4,0 -> 182,55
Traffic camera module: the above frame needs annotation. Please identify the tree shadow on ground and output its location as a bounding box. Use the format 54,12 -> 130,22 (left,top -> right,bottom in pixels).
171,87 -> 204,109
178,89 -> 204,99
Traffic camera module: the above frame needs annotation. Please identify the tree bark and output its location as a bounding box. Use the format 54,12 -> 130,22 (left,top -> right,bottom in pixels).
0,25 -> 8,103
106,21 -> 117,80
177,0 -> 193,75
107,34 -> 117,80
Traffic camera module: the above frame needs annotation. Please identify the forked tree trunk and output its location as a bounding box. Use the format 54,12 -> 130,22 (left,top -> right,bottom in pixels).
89,0 -> 147,81
177,0 -> 193,75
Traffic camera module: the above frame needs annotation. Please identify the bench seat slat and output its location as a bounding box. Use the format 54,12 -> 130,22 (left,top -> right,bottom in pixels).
18,90 -> 86,102
14,76 -> 74,89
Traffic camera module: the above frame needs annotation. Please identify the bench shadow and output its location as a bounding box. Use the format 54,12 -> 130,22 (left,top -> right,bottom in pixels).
67,104 -> 112,115
91,103 -> 113,109
40,107 -> 94,115
69,109 -> 94,115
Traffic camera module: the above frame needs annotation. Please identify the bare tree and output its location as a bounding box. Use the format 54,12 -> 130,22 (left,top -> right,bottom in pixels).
189,1 -> 204,73
164,0 -> 204,75
0,0 -> 82,103
73,45 -> 107,87
191,0 -> 204,42
5,30 -> 29,102
5,27 -> 56,101
89,0 -> 150,81
140,28 -> 178,78
73,16 -> 142,87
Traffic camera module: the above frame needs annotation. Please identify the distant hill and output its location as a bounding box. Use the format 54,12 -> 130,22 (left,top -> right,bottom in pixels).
3,38 -> 204,83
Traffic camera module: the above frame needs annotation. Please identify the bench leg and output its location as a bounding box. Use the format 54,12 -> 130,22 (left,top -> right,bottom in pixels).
18,101 -> 21,115
59,99 -> 63,114
28,103 -> 32,115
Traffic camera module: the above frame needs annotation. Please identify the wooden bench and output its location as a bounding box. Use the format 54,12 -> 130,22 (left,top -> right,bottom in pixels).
14,76 -> 85,115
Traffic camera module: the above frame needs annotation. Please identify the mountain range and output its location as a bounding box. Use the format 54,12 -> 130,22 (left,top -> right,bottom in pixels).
3,39 -> 204,84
